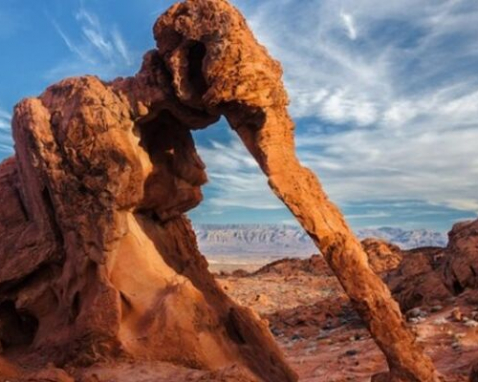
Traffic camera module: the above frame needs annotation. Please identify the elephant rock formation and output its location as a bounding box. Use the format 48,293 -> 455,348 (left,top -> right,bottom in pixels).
0,0 -> 438,381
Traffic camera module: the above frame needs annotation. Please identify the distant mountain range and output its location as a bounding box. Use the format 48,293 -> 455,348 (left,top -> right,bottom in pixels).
194,224 -> 448,256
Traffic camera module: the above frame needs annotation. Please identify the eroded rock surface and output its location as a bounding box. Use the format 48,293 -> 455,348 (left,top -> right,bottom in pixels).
362,238 -> 403,274
0,0 -> 444,381
386,219 -> 478,312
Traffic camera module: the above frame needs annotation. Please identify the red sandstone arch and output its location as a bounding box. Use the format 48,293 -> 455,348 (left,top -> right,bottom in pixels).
0,1 -> 438,381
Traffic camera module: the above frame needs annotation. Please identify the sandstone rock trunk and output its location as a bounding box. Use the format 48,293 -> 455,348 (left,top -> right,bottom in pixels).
155,0 -> 439,380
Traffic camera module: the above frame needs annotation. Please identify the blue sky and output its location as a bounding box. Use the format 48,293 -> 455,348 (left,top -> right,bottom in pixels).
0,0 -> 477,232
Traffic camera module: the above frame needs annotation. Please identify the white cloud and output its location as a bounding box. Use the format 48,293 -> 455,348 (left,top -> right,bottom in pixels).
0,108 -> 13,156
347,212 -> 391,219
240,0 -> 478,128
111,28 -> 133,66
340,12 -> 357,40
202,0 -> 478,217
320,89 -> 378,126
47,7 -> 135,80
0,109 -> 11,124
50,18 -> 95,64
295,126 -> 478,213
196,135 -> 283,211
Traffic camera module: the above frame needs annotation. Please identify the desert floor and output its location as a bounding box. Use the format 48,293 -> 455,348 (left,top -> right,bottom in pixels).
214,256 -> 478,382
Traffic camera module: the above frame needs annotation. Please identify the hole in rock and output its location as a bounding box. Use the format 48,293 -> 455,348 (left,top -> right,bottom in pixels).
0,301 -> 38,349
187,116 -> 292,276
452,279 -> 465,295
187,41 -> 208,97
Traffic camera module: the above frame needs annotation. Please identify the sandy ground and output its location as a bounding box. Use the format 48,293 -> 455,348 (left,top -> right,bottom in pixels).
207,254 -> 303,274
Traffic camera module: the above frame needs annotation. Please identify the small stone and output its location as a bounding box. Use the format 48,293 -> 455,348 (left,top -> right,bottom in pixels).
322,322 -> 333,330
450,307 -> 463,322
430,305 -> 443,313
407,307 -> 427,319
445,297 -> 456,304
433,317 -> 448,325
464,320 -> 478,328
291,334 -> 303,341
270,327 -> 281,336
306,345 -> 318,354
348,333 -> 362,342
345,349 -> 359,357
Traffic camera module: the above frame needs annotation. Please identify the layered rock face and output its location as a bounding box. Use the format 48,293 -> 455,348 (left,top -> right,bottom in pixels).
0,0 -> 439,381
444,219 -> 478,293
386,219 -> 478,312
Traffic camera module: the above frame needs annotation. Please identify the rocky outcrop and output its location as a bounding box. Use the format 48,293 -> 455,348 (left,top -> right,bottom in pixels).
362,238 -> 402,274
385,219 -> 478,312
253,255 -> 333,278
0,75 -> 297,380
444,219 -> 478,293
0,0 -> 439,381
386,247 -> 452,312
236,240 -> 400,278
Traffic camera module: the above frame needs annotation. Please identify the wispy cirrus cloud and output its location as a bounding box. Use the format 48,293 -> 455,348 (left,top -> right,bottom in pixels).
196,137 -> 282,211
340,12 -> 357,40
47,6 -> 134,80
242,0 -> 478,127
